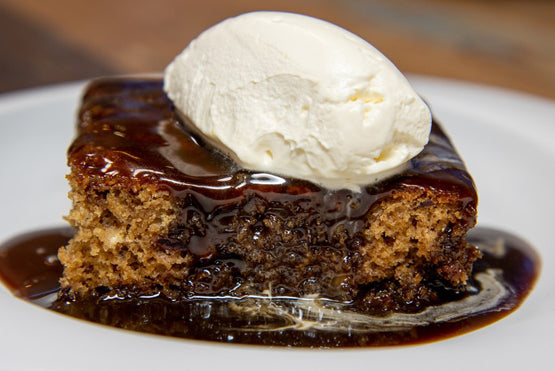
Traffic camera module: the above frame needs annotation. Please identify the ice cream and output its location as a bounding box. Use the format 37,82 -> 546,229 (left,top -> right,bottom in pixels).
164,11 -> 431,191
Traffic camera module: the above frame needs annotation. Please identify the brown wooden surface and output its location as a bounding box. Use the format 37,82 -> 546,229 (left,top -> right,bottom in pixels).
1,0 -> 554,99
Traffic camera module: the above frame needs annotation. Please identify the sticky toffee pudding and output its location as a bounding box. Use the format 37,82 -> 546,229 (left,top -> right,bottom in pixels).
0,78 -> 541,347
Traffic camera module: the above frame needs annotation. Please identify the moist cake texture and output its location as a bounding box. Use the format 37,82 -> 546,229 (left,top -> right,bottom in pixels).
59,78 -> 480,309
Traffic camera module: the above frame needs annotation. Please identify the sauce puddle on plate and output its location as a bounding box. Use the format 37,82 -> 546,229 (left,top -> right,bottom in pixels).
0,226 -> 540,347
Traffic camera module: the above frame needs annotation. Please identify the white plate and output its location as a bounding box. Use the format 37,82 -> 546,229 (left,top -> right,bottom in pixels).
0,77 -> 553,371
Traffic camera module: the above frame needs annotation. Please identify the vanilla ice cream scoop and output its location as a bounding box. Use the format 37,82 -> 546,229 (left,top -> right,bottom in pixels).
164,11 -> 431,191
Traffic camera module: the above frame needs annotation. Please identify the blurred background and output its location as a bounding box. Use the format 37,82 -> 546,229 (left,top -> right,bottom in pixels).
0,0 -> 553,99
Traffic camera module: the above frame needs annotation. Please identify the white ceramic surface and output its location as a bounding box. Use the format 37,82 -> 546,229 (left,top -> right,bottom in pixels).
0,77 -> 553,371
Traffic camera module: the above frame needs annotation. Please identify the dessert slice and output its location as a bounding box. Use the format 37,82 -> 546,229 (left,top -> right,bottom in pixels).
59,78 -> 479,309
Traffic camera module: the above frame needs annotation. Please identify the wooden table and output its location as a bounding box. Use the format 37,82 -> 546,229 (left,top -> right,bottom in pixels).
1,0 -> 554,99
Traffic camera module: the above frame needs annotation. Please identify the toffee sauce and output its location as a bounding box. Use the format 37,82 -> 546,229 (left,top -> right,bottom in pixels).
0,226 -> 540,347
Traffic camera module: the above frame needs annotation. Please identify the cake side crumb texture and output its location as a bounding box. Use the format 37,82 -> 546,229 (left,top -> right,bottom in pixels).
59,175 -> 191,294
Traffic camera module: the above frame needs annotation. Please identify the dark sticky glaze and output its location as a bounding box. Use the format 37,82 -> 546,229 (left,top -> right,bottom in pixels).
69,78 -> 477,214
0,227 -> 540,347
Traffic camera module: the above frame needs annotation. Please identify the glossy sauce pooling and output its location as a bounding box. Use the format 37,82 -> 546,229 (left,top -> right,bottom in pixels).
0,227 -> 540,347
0,227 -> 71,299
69,78 -> 477,210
